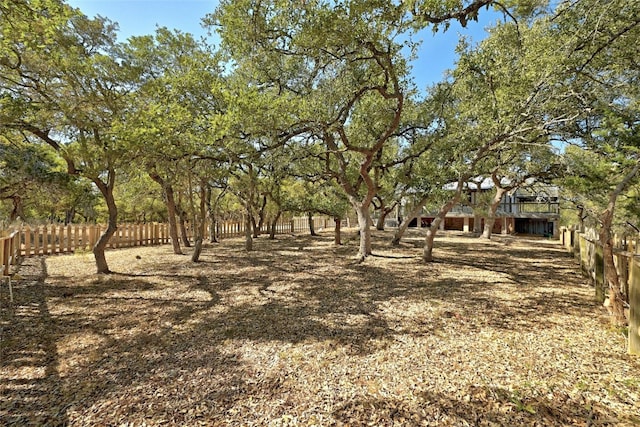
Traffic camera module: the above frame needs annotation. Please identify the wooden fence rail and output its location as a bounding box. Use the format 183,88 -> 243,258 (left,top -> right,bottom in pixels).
560,227 -> 639,355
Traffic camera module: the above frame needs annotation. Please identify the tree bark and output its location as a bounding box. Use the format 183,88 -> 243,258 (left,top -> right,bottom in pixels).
269,210 -> 282,239
354,203 -> 372,262
375,201 -> 398,231
191,180 -> 207,263
244,211 -> 253,251
599,160 -> 640,326
92,172 -> 118,274
256,194 -> 267,237
65,207 -> 75,225
149,172 -> 183,255
600,210 -> 627,326
178,207 -> 191,247
472,213 -> 482,234
9,196 -> 25,222
308,212 -> 318,236
392,197 -> 427,246
481,187 -> 507,239
334,216 -> 342,245
164,184 -> 182,253
424,184 -> 464,262
206,188 -> 218,243
249,216 -> 257,238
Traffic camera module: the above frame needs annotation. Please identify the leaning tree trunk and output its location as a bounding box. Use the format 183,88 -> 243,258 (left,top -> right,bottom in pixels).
178,207 -> 191,247
148,172 -> 182,254
269,210 -> 282,240
92,174 -> 118,274
375,202 -> 397,231
9,196 -> 26,222
424,191 -> 463,262
164,183 -> 183,254
481,187 -> 507,240
599,161 -> 640,326
392,197 -> 427,246
600,210 -> 627,326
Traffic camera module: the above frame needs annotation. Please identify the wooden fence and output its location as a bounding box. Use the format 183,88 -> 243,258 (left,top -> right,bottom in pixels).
0,215 -> 344,274
0,215 -> 345,304
559,227 -> 639,355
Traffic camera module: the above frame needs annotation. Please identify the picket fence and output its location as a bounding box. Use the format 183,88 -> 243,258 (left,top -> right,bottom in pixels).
0,215 -> 342,276
559,227 -> 639,355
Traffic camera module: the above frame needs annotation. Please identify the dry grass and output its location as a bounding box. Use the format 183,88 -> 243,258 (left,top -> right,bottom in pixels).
1,228 -> 639,426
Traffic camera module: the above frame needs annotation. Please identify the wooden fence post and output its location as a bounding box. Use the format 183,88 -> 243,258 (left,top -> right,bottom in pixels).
629,255 -> 640,355
35,226 -> 42,255
24,227 -> 31,257
58,224 -> 64,253
50,225 -> 57,255
133,224 -> 139,247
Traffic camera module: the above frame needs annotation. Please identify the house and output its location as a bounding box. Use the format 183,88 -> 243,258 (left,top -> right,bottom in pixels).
409,178 -> 560,237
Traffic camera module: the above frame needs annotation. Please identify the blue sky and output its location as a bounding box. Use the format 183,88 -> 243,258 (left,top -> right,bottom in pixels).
66,0 -> 502,91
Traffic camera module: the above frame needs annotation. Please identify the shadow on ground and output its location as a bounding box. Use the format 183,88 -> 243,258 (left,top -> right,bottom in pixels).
1,229 -> 636,425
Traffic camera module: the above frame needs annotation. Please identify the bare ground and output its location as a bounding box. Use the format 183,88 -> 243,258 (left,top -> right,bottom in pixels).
1,228 -> 639,426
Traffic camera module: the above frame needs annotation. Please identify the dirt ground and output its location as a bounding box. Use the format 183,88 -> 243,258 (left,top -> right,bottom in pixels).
1,228 -> 639,426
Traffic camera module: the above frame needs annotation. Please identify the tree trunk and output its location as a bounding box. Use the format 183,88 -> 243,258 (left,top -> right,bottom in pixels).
92,173 -> 118,274
424,186 -> 464,262
354,204 -> 372,262
207,187 -> 228,244
207,188 -> 218,243
65,207 -> 75,225
244,207 -> 253,251
149,171 -> 183,254
599,160 -> 640,326
256,194 -> 267,237
308,212 -> 318,236
164,183 -> 183,254
191,181 -> 207,263
334,217 -> 342,245
9,196 -> 25,222
375,201 -> 397,231
392,197 -> 427,246
577,205 -> 586,233
472,213 -> 482,234
178,207 -> 191,247
481,187 -> 506,240
423,221 -> 438,263
600,211 -> 627,326
269,210 -> 282,239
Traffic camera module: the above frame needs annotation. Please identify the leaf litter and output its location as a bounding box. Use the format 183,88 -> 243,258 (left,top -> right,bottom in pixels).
1,229 -> 639,426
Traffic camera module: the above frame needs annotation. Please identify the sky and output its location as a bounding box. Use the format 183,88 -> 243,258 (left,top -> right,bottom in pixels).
66,0 -> 503,91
